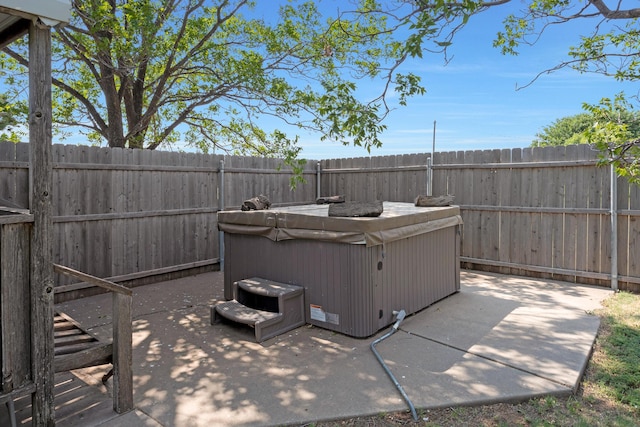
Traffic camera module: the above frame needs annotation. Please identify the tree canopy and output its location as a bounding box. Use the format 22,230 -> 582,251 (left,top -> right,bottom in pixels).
0,0 -> 429,171
411,0 -> 640,182
533,108 -> 640,147
531,101 -> 640,181
532,114 -> 596,147
489,0 -> 640,182
0,94 -> 25,142
583,94 -> 640,181
1,0 -> 639,181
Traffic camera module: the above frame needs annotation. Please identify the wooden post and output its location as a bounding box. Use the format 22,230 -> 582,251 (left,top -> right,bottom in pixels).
112,292 -> 133,413
29,21 -> 55,427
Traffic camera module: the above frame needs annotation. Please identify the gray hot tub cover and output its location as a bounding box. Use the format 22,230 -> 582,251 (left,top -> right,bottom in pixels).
217,202 -> 463,247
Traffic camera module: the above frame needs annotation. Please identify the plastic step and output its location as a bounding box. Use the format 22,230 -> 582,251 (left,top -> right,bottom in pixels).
214,300 -> 282,326
236,277 -> 304,298
212,277 -> 306,342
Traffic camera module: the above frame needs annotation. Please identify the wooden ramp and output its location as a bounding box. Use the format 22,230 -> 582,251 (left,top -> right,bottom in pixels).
54,312 -> 113,375
52,264 -> 133,415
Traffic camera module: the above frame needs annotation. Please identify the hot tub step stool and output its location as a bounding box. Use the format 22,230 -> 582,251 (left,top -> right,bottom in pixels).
211,277 -> 305,342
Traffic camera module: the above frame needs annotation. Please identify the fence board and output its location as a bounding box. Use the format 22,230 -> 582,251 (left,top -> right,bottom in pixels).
392,155 -> 403,201
549,148 -> 567,277
626,215 -> 639,291
0,143 -> 18,208
1,222 -> 32,392
496,149 -> 513,273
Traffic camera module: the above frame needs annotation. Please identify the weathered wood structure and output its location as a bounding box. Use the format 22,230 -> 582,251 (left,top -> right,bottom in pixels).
52,264 -> 132,414
0,211 -> 33,427
0,2 -> 132,425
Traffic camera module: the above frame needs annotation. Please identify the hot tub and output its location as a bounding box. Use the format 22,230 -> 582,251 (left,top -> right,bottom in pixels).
217,201 -> 463,338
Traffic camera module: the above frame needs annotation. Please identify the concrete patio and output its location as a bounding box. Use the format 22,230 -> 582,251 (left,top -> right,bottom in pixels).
3,270 -> 613,426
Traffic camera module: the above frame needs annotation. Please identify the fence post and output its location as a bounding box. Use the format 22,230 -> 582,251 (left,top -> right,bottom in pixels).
316,161 -> 321,200
610,164 -> 618,291
426,157 -> 432,196
428,120 -> 436,196
29,22 -> 55,427
219,159 -> 225,272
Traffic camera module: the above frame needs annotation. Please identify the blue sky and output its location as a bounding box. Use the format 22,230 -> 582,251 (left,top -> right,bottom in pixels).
296,2 -> 638,160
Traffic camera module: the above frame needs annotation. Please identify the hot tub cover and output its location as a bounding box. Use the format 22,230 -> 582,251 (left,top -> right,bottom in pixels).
218,202 -> 462,247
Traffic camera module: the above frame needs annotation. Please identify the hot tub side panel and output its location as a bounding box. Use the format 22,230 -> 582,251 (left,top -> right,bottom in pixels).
374,225 -> 460,331
223,234 -> 379,337
222,223 -> 460,338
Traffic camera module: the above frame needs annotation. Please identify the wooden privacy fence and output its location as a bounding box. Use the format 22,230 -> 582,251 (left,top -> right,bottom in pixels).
0,142 -> 638,294
441,145 -> 640,291
320,145 -> 639,292
0,142 -> 318,300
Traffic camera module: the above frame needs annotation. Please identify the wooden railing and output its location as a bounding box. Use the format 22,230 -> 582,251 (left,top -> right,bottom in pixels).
53,264 -> 133,413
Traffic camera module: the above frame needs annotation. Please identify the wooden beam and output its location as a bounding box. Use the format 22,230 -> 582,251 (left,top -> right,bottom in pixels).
28,22 -> 55,427
53,264 -> 132,296
112,292 -> 133,413
0,18 -> 30,49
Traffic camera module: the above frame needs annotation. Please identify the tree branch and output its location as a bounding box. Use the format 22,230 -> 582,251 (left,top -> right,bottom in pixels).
589,0 -> 640,19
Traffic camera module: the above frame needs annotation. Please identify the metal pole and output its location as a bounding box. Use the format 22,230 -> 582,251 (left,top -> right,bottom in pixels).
426,157 -> 432,196
610,163 -> 618,291
316,161 -> 321,200
427,120 -> 436,196
432,120 -> 437,159
219,159 -> 225,272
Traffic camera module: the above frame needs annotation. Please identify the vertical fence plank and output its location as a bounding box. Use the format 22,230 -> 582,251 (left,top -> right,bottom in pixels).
0,143 -> 19,208
626,179 -> 640,290
495,149 -> 512,274
478,150 -> 500,262
536,146 -> 561,277
0,223 -> 32,392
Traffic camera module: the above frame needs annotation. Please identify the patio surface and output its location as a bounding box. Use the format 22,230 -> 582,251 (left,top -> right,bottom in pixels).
4,270 -> 613,426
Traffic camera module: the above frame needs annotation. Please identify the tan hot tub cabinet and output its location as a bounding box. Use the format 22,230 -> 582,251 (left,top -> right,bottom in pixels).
215,202 -> 463,338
